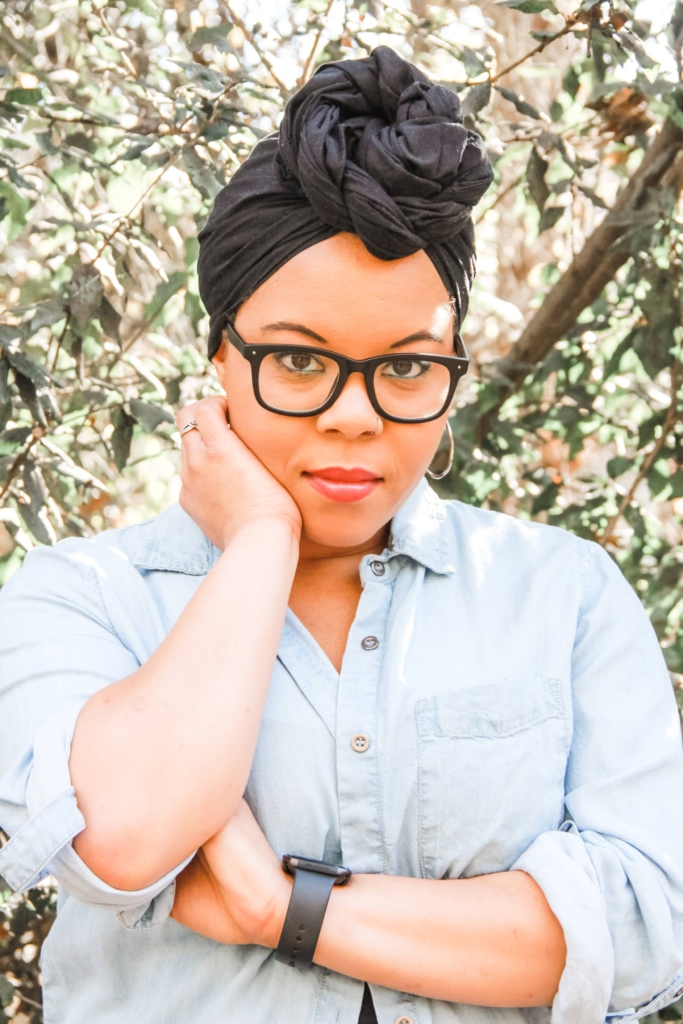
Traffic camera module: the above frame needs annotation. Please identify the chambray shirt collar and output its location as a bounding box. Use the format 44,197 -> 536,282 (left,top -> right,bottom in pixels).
386,478 -> 455,575
126,477 -> 455,577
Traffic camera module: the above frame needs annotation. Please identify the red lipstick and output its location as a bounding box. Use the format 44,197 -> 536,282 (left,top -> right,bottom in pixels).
304,466 -> 382,503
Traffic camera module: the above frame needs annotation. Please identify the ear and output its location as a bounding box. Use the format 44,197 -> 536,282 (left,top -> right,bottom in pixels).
211,334 -> 229,390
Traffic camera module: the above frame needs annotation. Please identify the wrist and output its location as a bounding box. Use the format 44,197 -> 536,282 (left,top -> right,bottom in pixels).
221,513 -> 302,553
255,868 -> 292,949
222,509 -> 301,552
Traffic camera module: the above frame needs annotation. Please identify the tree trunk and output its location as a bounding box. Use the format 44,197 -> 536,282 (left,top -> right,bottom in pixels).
493,118 -> 683,386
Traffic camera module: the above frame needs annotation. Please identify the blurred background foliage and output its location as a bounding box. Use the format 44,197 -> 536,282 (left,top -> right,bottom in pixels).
0,0 -> 682,1018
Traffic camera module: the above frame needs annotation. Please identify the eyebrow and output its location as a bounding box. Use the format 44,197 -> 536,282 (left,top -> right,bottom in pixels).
262,322 -> 445,349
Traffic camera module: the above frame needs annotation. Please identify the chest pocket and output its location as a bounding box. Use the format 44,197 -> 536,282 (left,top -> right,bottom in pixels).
416,677 -> 569,880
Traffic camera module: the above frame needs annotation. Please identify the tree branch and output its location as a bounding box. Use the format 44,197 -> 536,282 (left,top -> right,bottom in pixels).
598,362 -> 681,546
298,0 -> 336,88
480,117 -> 683,414
223,2 -> 289,95
489,20 -> 579,85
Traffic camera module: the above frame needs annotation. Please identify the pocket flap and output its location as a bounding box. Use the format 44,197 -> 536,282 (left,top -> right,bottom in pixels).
416,677 -> 564,739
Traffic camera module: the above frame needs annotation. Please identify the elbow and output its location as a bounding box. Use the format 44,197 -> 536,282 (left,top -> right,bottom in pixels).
72,825 -> 173,892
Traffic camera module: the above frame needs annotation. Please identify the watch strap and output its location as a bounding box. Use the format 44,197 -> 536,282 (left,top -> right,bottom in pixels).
274,867 -> 336,970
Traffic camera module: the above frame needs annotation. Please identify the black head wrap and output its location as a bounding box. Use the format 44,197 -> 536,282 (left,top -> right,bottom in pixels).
199,45 -> 494,359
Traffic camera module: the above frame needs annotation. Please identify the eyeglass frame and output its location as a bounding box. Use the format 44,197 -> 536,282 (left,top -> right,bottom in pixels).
224,320 -> 469,425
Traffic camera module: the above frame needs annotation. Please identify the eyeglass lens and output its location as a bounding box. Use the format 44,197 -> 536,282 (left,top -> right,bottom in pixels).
258,351 -> 452,420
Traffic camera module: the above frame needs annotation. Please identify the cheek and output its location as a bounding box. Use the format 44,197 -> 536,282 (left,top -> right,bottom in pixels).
384,420 -> 447,480
222,363 -> 308,484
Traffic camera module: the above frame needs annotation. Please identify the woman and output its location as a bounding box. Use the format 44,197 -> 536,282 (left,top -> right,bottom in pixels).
0,46 -> 682,1024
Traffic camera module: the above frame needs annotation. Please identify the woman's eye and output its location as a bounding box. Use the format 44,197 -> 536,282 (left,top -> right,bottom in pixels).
383,359 -> 430,379
278,352 -> 324,374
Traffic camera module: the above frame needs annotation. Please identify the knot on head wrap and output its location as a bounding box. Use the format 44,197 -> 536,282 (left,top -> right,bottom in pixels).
199,46 -> 494,359
278,45 -> 493,260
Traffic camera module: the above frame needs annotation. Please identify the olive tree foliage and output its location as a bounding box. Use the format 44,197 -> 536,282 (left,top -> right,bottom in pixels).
0,0 -> 682,1018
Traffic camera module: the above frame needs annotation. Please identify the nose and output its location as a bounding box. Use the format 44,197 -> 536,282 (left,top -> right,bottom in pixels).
316,371 -> 382,439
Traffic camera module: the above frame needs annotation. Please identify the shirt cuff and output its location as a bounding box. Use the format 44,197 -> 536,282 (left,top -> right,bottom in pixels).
0,786 -> 85,892
0,704 -> 192,928
512,824 -> 615,1024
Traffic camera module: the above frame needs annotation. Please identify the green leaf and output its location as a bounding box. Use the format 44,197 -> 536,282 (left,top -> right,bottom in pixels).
0,357 -> 10,406
4,87 -> 44,105
539,205 -> 564,232
4,349 -> 51,389
496,86 -> 542,120
526,147 -> 550,212
144,271 -> 188,323
111,407 -> 136,470
201,121 -> 231,142
463,83 -> 492,118
29,299 -> 67,332
188,22 -> 232,50
532,481 -> 560,514
182,147 -> 223,202
98,297 -> 122,343
13,371 -> 47,427
577,184 -> 607,209
35,130 -> 57,155
607,456 -> 632,478
0,976 -> 15,1008
121,139 -> 156,161
460,47 -> 489,78
129,399 -> 175,432
0,102 -> 21,123
0,181 -> 29,234
530,29 -> 559,41
500,0 -> 557,12
67,265 -> 104,326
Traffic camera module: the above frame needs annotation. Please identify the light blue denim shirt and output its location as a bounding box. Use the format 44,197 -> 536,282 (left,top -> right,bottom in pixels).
1,479 -> 683,1024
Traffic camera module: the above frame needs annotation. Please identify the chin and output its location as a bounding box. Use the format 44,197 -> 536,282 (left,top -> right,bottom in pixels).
299,500 -> 389,551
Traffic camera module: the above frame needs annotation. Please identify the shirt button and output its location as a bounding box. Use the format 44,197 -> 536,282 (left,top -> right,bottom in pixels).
351,733 -> 370,753
370,560 -> 385,576
395,1017 -> 414,1024
361,635 -> 379,650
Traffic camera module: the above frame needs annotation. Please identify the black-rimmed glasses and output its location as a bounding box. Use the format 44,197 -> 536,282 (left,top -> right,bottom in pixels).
225,321 -> 469,424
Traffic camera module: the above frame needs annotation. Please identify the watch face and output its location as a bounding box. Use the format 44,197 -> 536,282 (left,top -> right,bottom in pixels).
282,855 -> 352,883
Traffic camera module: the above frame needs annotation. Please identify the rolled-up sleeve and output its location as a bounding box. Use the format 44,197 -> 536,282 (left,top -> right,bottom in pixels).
0,543 -> 190,929
513,542 -> 683,1023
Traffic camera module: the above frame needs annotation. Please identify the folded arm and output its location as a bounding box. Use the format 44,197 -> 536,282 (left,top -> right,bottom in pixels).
171,799 -> 566,1007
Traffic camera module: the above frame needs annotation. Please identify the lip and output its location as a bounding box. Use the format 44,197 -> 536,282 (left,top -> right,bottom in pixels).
304,466 -> 382,504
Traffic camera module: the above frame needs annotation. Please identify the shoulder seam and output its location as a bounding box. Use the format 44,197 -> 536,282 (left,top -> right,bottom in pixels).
65,548 -> 118,636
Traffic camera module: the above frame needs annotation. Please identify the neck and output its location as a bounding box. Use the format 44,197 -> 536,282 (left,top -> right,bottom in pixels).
289,524 -> 390,671
296,525 -> 389,582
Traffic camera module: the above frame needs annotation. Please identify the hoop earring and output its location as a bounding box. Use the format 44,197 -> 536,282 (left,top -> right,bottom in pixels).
426,419 -> 454,481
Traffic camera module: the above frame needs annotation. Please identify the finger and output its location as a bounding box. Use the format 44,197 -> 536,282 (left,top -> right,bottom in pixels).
177,401 -> 229,462
176,399 -> 203,432
190,397 -> 231,446
178,397 -> 231,447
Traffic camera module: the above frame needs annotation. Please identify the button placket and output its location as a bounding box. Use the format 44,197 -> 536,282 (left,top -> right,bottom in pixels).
335,578 -> 392,873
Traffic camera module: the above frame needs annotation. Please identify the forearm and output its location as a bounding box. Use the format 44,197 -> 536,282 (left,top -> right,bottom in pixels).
70,517 -> 299,890
312,870 -> 565,1006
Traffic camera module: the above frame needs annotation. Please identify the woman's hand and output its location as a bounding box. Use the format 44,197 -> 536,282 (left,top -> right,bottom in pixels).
176,396 -> 302,550
171,799 -> 291,948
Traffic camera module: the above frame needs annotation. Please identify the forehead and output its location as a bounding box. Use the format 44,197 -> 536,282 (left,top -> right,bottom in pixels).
237,233 -> 452,348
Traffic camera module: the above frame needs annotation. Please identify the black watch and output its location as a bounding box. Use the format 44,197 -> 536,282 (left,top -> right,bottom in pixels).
274,855 -> 351,970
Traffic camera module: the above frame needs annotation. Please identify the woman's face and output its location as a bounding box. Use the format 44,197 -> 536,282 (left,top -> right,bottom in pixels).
212,232 -> 455,553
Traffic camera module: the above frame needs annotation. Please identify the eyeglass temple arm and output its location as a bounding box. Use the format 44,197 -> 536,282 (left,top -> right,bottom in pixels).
225,321 -> 247,355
